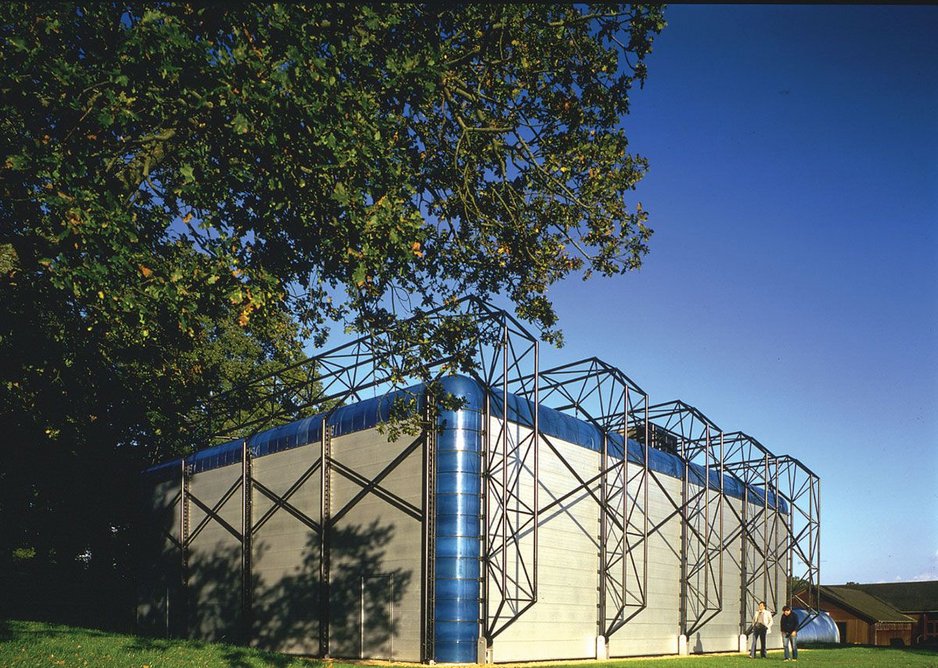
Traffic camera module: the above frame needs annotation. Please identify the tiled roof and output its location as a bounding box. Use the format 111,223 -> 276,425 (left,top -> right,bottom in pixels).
847,581 -> 938,613
821,585 -> 915,623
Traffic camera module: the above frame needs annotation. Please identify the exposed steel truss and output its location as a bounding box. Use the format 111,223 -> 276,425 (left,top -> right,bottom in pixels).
647,401 -> 724,637
176,297 -> 821,656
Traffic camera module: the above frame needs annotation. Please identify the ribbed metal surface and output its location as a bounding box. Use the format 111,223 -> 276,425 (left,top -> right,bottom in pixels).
792,609 -> 839,643
433,378 -> 484,663
140,375 -> 797,661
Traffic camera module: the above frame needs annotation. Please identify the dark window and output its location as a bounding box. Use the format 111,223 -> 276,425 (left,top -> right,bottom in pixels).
836,621 -> 848,643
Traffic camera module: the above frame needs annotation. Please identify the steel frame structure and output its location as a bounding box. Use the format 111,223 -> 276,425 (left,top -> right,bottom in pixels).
192,297 -> 540,660
776,455 -> 821,622
722,432 -> 822,632
475,303 -> 541,646
647,401 -> 725,638
723,431 -> 781,630
518,357 -> 650,640
153,297 -> 822,659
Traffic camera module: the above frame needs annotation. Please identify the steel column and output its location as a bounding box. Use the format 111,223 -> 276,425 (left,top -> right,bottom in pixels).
241,440 -> 252,643
420,400 -> 437,662
647,400 -> 724,637
318,418 -> 332,657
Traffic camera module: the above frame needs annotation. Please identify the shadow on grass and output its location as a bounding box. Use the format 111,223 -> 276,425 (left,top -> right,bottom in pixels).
221,645 -> 317,668
0,619 -> 114,640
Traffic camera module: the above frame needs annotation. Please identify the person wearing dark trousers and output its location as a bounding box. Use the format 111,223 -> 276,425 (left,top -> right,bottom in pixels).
749,600 -> 773,658
780,605 -> 799,661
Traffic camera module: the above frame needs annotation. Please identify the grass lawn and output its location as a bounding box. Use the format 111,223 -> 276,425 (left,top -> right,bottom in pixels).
2,620 -> 937,668
0,620 -> 322,668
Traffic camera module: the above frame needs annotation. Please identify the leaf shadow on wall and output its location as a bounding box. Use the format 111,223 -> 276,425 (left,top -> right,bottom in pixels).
135,512 -> 412,660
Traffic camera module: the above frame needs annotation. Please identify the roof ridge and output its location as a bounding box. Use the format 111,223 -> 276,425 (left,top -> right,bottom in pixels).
821,585 -> 916,623
842,580 -> 938,612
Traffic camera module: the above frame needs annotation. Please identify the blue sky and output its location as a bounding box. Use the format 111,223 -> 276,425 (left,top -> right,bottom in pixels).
547,5 -> 937,585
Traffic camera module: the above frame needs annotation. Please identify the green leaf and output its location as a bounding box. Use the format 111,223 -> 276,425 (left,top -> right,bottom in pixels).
333,182 -> 349,205
231,112 -> 250,134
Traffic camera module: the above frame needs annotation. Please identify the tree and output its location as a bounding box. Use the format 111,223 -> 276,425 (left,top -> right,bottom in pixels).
0,3 -> 664,625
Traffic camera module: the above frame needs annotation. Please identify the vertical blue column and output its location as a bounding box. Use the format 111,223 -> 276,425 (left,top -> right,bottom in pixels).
433,376 -> 483,663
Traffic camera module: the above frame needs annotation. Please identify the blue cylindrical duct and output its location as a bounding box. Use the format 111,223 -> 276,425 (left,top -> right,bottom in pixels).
433,377 -> 484,663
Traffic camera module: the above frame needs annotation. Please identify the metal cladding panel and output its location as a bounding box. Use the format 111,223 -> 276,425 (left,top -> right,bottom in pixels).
607,473 -> 683,657
683,492 -> 745,653
137,475 -> 183,635
748,509 -> 785,603
489,428 -> 601,663
186,463 -> 244,643
328,426 -> 424,662
743,506 -> 788,651
250,443 -> 321,654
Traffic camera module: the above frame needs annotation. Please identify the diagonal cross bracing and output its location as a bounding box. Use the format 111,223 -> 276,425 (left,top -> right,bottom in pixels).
192,297 -> 542,656
775,455 -> 821,629
170,295 -> 822,660
648,401 -> 724,637
722,432 -> 779,631
518,358 -> 650,640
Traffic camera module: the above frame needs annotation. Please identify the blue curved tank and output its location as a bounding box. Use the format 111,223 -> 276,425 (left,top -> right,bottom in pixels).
792,609 -> 840,643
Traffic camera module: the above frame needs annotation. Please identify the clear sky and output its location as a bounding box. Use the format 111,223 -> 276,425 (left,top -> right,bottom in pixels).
546,5 -> 938,585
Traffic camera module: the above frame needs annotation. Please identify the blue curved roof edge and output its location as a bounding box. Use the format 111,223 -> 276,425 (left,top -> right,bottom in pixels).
141,457 -> 182,483
494,387 -> 787,513
142,381 -> 431,477
141,374 -> 788,512
437,374 -> 486,412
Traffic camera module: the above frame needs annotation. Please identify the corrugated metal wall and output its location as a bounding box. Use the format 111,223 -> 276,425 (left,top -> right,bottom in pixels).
486,423 -> 601,662
328,427 -> 424,660
139,377 -> 796,662
481,417 -> 787,661
187,464 -> 244,642
607,471 -> 683,656
250,442 -> 320,654
138,423 -> 427,661
137,476 -> 183,636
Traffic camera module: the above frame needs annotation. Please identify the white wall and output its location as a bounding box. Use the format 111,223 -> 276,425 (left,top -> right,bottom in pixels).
485,416 -> 789,660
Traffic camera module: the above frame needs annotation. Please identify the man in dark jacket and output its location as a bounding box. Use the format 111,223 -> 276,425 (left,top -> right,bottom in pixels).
780,605 -> 799,661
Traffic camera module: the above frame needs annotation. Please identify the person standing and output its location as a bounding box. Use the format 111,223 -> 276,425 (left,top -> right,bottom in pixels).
780,605 -> 799,661
749,601 -> 773,658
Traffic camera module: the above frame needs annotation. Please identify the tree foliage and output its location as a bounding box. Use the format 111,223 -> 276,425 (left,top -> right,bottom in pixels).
0,2 -> 664,622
